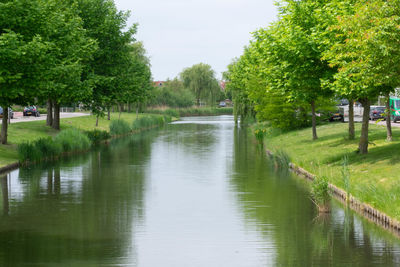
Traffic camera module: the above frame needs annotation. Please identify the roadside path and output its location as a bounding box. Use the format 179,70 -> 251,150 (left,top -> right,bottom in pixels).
369,120 -> 400,128
1,112 -> 90,124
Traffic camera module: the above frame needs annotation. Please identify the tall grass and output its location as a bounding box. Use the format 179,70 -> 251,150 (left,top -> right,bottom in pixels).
109,120 -> 131,135
341,155 -> 350,201
84,129 -> 111,144
132,115 -> 168,130
273,149 -> 291,169
54,128 -> 90,152
18,130 -> 89,162
311,176 -> 331,213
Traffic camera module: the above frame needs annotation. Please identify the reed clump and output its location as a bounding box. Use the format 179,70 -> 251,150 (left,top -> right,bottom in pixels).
311,176 -> 331,213
109,120 -> 131,135
18,129 -> 90,162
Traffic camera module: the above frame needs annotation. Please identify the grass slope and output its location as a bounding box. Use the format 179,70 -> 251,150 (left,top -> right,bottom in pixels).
0,113 -> 147,168
265,122 -> 400,220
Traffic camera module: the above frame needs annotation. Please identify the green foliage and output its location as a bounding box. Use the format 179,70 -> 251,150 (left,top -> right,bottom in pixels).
146,107 -> 233,117
180,63 -> 221,106
109,120 -> 131,136
254,127 -> 267,145
17,142 -> 42,162
311,176 -> 331,207
84,129 -> 111,144
150,78 -> 195,108
272,150 -> 291,170
54,128 -> 90,152
34,137 -> 62,158
17,130 -> 90,162
341,155 -> 350,198
132,115 -> 166,130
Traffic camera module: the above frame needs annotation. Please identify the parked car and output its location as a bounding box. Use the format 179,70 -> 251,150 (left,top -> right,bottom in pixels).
218,101 -> 226,108
23,106 -> 40,117
328,109 -> 344,122
369,106 -> 386,120
0,107 -> 14,119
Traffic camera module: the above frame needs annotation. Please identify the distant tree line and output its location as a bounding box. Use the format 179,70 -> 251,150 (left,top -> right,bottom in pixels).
0,0 -> 152,144
224,0 -> 400,154
149,63 -> 226,108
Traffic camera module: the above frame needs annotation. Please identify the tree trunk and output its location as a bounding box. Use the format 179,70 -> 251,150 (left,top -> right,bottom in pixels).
196,98 -> 200,106
1,175 -> 9,215
107,108 -> 110,121
128,102 -> 131,112
119,104 -> 122,119
136,105 -> 139,119
358,98 -> 370,154
385,93 -> 392,141
46,99 -> 53,126
52,101 -> 60,130
348,99 -> 355,140
112,105 -> 115,113
1,107 -> 8,144
96,114 -> 99,127
311,100 -> 318,140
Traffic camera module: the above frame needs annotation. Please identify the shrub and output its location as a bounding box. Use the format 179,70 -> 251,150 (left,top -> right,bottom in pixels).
54,128 -> 90,152
109,120 -> 131,135
84,129 -> 111,144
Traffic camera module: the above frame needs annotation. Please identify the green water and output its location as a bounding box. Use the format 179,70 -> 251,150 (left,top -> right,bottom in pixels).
0,115 -> 399,266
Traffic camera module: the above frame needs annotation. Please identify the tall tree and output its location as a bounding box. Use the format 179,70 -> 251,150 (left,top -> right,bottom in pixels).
0,0 -> 49,143
180,63 -> 220,106
39,0 -> 97,130
75,0 -> 137,125
325,0 -> 400,153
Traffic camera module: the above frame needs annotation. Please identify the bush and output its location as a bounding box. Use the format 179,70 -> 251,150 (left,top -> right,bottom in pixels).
109,120 -> 131,135
84,129 -> 111,144
54,128 -> 90,152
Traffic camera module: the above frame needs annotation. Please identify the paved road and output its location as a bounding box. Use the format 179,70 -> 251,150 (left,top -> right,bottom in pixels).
370,119 -> 400,128
1,112 -> 90,124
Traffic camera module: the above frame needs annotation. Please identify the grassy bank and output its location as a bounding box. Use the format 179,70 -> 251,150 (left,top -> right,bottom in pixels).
0,113 -> 168,168
146,107 -> 233,117
262,122 -> 400,220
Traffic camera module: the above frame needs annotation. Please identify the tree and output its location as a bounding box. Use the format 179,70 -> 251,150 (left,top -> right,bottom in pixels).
0,0 -> 50,143
115,42 -> 152,117
180,63 -> 220,106
75,0 -> 137,126
324,0 -> 400,153
39,0 -> 97,130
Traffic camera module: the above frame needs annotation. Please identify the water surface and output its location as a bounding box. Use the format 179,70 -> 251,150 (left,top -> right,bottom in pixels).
1,115 -> 400,266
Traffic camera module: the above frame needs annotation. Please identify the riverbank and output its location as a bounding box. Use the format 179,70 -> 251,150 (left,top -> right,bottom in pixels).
145,106 -> 233,117
262,122 -> 400,221
0,112 -> 167,170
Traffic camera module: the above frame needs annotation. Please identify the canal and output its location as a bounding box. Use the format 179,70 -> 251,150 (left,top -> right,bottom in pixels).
0,115 -> 400,266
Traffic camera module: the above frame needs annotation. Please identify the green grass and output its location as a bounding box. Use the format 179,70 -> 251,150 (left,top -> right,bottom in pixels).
0,112 -> 163,168
264,122 -> 400,220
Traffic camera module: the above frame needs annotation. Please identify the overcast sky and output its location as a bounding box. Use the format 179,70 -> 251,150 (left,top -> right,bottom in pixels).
114,0 -> 278,81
